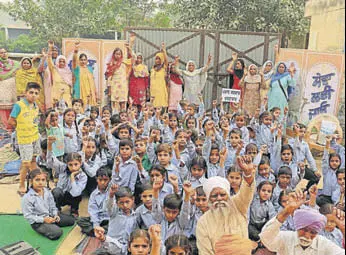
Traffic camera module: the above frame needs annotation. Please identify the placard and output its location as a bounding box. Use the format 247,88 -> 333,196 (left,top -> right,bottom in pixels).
222,89 -> 241,103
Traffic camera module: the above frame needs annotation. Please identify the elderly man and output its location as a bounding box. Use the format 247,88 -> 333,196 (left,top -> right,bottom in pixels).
196,156 -> 256,255
260,191 -> 345,254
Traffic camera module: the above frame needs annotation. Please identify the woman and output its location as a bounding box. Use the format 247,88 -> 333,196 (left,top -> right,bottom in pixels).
15,57 -> 45,110
45,41 -> 72,107
129,53 -> 149,109
150,43 -> 169,108
106,47 -> 132,113
72,42 -> 97,107
0,48 -> 19,127
174,54 -> 211,105
168,61 -> 183,111
239,64 -> 265,117
227,52 -> 245,108
268,62 -> 296,117
261,60 -> 274,102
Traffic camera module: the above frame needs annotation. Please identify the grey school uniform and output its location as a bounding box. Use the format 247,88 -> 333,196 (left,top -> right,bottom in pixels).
111,159 -> 139,193
135,204 -> 156,230
289,138 -> 317,172
320,228 -> 344,248
250,119 -> 274,152
88,187 -> 110,228
102,196 -> 138,255
80,151 -> 107,177
152,197 -> 191,242
63,122 -> 81,154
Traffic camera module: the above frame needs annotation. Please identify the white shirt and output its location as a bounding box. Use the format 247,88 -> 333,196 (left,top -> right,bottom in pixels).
259,217 -> 345,255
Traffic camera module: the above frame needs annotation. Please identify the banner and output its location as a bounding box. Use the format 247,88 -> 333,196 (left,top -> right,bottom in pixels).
278,49 -> 344,125
62,38 -> 127,106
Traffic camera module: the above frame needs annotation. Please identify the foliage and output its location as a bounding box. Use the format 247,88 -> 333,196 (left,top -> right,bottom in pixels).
0,34 -> 46,53
0,0 -> 173,45
171,0 -> 310,38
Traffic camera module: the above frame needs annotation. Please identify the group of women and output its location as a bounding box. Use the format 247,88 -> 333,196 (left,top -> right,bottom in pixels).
0,40 -> 295,123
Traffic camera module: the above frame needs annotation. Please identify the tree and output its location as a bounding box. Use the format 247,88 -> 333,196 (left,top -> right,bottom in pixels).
0,0 -> 173,45
171,0 -> 310,44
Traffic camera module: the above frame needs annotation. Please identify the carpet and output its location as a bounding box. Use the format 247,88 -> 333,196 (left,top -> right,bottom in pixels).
0,215 -> 75,255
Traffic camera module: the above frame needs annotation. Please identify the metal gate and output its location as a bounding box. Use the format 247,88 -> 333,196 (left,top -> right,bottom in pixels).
124,27 -> 281,108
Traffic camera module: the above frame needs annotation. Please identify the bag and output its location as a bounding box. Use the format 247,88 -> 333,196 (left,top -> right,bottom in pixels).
0,241 -> 40,255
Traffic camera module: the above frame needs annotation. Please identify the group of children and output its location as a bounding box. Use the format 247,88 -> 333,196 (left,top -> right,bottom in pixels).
8,80 -> 346,254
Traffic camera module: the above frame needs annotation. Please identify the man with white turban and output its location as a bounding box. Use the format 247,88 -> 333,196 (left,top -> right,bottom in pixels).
196,156 -> 256,255
260,190 -> 345,254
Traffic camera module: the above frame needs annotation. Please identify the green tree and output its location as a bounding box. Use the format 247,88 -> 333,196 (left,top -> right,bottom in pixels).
1,0 -> 173,45
171,0 -> 309,44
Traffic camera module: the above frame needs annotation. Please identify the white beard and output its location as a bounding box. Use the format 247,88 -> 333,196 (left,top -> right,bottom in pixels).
299,237 -> 313,248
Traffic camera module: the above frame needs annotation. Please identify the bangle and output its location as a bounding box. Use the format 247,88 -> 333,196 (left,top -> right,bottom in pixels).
242,172 -> 253,178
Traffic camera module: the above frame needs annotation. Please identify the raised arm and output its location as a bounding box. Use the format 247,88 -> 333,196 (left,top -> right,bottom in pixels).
202,54 -> 212,73
227,52 -> 238,74
161,42 -> 168,68
72,41 -> 79,70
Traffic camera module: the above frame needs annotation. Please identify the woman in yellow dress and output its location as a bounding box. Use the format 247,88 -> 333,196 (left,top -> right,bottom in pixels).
150,43 -> 168,108
46,41 -> 72,107
72,42 -> 97,107
15,57 -> 45,111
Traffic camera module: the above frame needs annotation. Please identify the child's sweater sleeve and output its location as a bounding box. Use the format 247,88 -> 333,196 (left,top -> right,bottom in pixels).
202,137 -> 212,162
82,153 -> 104,178
106,131 -> 119,156
322,149 -> 330,176
178,200 -> 191,229
46,150 -> 66,175
104,196 -> 119,218
128,165 -> 139,193
48,191 -> 59,217
21,197 -> 44,224
70,173 -> 87,197
147,142 -> 157,165
152,197 -> 163,223
196,102 -> 205,119
271,138 -> 282,174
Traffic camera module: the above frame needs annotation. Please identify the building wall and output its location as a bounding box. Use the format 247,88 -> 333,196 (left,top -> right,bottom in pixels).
305,0 -> 345,53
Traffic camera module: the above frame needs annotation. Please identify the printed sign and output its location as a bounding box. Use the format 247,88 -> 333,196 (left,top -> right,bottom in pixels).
222,89 -> 241,103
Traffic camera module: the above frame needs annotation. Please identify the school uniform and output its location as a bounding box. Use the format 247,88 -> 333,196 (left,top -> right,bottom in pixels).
320,228 -> 344,248
111,159 -> 139,193
248,195 -> 276,241
63,122 -> 81,154
250,118 -> 274,152
256,173 -> 276,187
77,187 -> 110,236
152,197 -> 191,242
135,204 -> 156,230
47,151 -> 87,213
22,188 -> 75,240
331,141 -> 345,168
289,137 -> 317,172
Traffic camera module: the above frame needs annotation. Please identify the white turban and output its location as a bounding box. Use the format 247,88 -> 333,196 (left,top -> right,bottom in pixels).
203,176 -> 231,200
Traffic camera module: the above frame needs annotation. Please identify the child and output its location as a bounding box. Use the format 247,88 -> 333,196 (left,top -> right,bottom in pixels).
319,204 -> 344,247
225,128 -> 244,170
195,136 -> 205,157
172,129 -> 196,169
126,226 -> 162,255
8,82 -> 41,196
165,235 -> 192,255
278,189 -> 295,231
45,110 -> 65,158
317,136 -> 342,207
188,157 -> 208,188
230,111 -> 249,145
135,183 -> 156,230
72,99 -> 85,123
247,126 -> 256,144
77,168 -> 111,236
80,137 -> 107,194
226,166 -> 242,196
272,166 -> 293,211
152,179 -> 192,242
245,143 -> 259,162
112,139 -> 139,193
289,123 -> 317,172
96,185 -> 138,255
148,165 -> 175,204
332,168 -> 345,211
135,138 -> 152,172
22,169 -> 75,240
162,113 -> 179,145
248,181 -> 276,242
63,108 -> 81,154
256,156 -> 276,186
47,136 -> 87,216
250,111 -> 274,152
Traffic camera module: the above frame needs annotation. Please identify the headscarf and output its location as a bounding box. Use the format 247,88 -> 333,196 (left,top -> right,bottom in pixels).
0,57 -> 20,81
55,55 -> 72,86
293,208 -> 327,233
244,64 -> 261,83
270,62 -> 290,86
133,52 -> 149,78
105,48 -> 124,79
203,176 -> 231,200
152,52 -> 165,72
183,60 -> 200,77
262,60 -> 274,81
229,58 -> 245,89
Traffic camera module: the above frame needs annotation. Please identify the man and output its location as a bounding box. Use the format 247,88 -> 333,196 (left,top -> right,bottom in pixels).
260,190 -> 345,254
196,156 -> 256,255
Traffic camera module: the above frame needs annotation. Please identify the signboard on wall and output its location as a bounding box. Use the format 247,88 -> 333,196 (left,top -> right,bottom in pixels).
62,38 -> 127,106
278,49 -> 344,125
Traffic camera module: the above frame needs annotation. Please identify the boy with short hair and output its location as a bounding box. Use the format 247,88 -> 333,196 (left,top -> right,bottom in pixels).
77,167 -> 111,236
72,99 -> 85,123
272,166 -> 293,211
152,179 -> 192,242
8,82 -> 41,195
111,139 -> 138,193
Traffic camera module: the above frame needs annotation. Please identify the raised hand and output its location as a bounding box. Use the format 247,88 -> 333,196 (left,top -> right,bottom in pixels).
149,224 -> 162,243
47,136 -> 57,145
109,184 -> 119,198
236,155 -> 255,177
94,226 -> 106,242
289,62 -> 296,74
231,52 -> 238,60
207,54 -> 212,64
161,42 -> 166,51
182,181 -> 194,196
287,190 -> 308,215
168,174 -> 179,188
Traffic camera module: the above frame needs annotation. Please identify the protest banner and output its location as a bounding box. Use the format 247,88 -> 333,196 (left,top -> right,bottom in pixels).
222,89 -> 241,103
